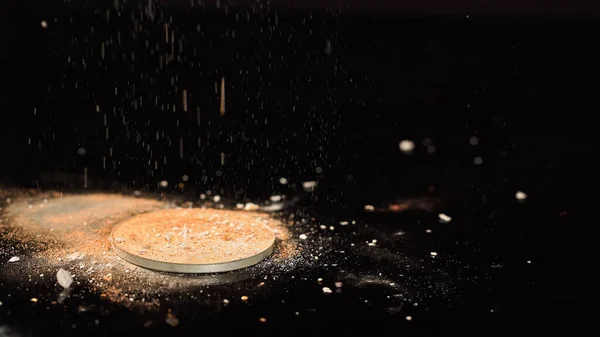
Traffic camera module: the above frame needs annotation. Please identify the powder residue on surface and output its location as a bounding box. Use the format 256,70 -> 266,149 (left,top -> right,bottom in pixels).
0,191 -> 298,308
112,208 -> 276,264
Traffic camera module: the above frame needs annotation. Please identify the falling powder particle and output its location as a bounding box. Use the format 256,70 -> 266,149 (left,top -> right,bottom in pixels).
259,317 -> 267,323
219,77 -> 226,116
279,177 -> 288,185
335,282 -> 343,288
298,234 -> 308,240
40,21 -> 48,28
182,90 -> 188,112
302,181 -> 318,192
30,298 -> 38,303
438,213 -> 452,223
8,256 -> 20,263
405,316 -> 412,321
364,205 -> 375,212
322,287 -> 332,294
515,191 -> 528,201
56,268 -> 73,288
241,296 -> 249,302
430,252 -> 438,257
223,299 -> 229,305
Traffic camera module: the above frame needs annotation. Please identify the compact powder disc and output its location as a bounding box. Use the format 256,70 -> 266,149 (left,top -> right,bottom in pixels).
111,208 -> 276,273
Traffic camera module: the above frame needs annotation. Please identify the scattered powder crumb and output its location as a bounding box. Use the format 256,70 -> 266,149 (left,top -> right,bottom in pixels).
241,295 -> 249,302
299,234 -> 308,240
364,205 -> 375,212
339,221 -> 348,226
223,299 -> 229,305
438,213 -> 452,223
243,203 -> 260,211
430,252 -> 438,257
259,317 -> 267,323
399,139 -> 415,153
405,316 -> 412,321
30,298 -> 38,303
425,229 -> 432,233
322,287 -> 332,294
8,256 -> 20,263
335,282 -> 343,288
56,268 -> 73,288
165,311 -> 179,327
515,191 -> 528,201
317,278 -> 323,283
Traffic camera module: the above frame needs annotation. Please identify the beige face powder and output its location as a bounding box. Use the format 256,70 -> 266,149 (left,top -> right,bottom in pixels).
111,208 -> 276,273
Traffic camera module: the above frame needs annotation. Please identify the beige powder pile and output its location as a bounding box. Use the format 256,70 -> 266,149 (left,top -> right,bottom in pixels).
0,190 -> 298,308
112,208 -> 276,264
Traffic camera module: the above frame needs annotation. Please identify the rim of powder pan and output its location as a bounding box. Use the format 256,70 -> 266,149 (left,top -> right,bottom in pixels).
112,241 -> 275,273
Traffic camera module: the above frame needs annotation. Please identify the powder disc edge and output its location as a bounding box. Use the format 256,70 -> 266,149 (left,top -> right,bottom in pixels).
112,240 -> 275,273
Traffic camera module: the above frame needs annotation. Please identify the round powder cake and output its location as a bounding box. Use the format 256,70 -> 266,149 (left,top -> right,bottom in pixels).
111,208 -> 276,273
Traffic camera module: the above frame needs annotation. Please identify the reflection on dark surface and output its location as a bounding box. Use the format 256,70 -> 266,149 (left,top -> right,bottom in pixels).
0,0 -> 598,335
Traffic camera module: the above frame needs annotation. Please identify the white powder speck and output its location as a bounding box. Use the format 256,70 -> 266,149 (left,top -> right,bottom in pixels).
243,203 -> 260,211
438,213 -> 452,223
302,181 -> 318,191
299,234 -> 308,240
269,195 -> 282,202
8,256 -> 20,263
399,140 -> 415,153
56,268 -> 73,288
322,287 -> 332,294
430,252 -> 438,256
405,316 -> 412,321
515,191 -> 528,201
364,205 -> 375,211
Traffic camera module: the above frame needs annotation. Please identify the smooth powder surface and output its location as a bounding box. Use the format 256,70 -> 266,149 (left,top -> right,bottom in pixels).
111,208 -> 276,265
